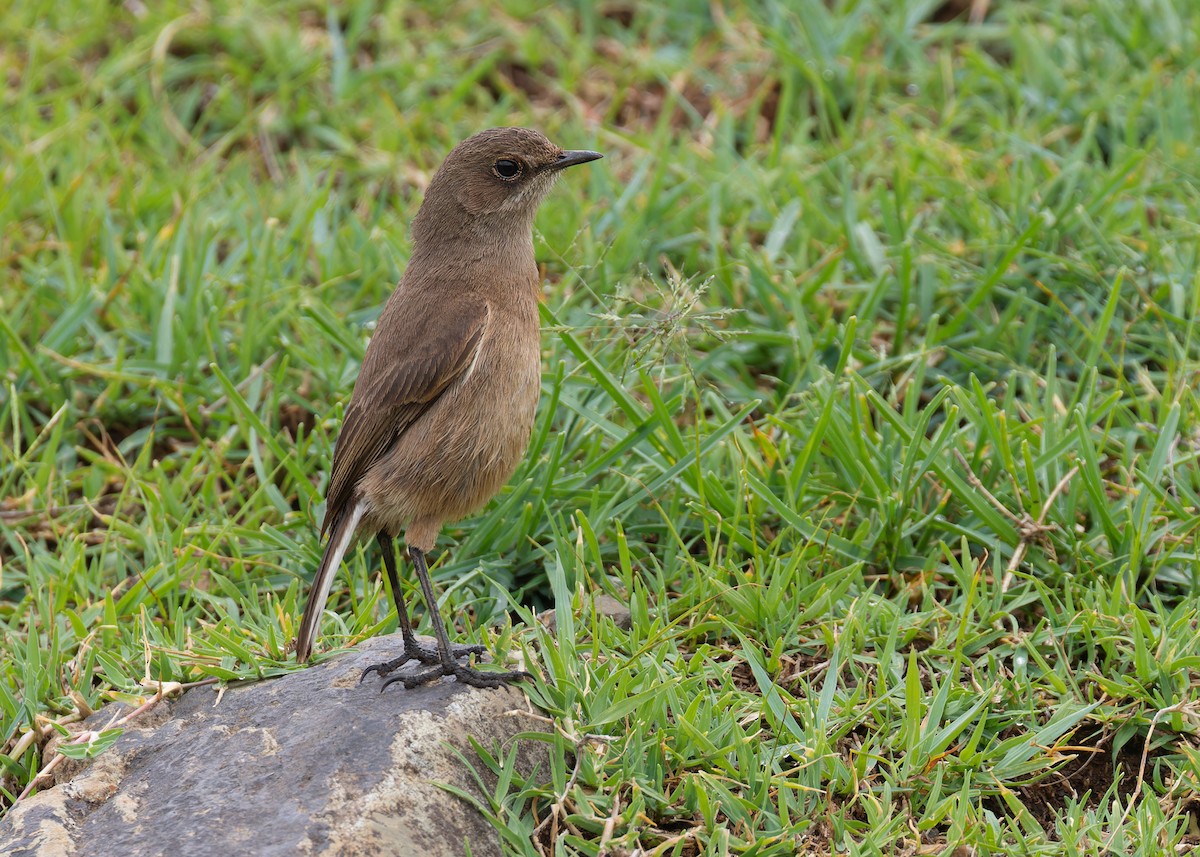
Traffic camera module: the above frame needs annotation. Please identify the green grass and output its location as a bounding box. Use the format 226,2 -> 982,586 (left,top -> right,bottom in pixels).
3,0 -> 1200,853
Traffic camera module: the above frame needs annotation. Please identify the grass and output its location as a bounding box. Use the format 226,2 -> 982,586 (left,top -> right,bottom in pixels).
3,0 -> 1200,853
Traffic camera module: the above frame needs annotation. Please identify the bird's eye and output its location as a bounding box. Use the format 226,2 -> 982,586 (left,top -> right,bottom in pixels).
493,159 -> 522,179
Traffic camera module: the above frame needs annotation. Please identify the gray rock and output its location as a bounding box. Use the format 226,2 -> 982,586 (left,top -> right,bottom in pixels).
539,593 -> 631,633
0,635 -> 547,857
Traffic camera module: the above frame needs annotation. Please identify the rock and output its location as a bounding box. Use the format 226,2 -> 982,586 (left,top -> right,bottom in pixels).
539,592 -> 631,633
0,635 -> 548,857
593,594 -> 633,630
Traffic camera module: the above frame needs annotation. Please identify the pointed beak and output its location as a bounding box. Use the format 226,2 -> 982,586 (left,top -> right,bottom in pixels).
547,150 -> 603,171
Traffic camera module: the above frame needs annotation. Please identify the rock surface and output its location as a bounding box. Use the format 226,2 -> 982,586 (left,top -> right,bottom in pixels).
539,593 -> 630,632
0,635 -> 547,857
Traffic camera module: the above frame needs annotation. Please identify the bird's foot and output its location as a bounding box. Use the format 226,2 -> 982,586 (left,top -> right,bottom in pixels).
380,661 -> 531,692
359,636 -> 485,683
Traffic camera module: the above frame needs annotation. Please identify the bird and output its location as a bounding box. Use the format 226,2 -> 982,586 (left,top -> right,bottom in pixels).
294,127 -> 602,690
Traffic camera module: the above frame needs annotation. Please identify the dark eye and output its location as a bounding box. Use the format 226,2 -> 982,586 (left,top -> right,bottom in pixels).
493,159 -> 522,179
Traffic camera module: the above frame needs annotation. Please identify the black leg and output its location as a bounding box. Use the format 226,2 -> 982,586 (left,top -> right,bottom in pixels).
380,533 -> 423,650
360,535 -> 485,683
378,546 -> 531,691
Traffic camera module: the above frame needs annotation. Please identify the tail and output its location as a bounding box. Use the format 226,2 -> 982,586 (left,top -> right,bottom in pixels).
295,501 -> 366,662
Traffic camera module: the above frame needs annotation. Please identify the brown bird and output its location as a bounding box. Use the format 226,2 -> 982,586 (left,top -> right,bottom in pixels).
294,128 -> 601,690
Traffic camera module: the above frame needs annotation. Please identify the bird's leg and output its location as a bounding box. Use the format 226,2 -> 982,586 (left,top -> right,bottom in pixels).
360,534 -> 484,683
378,546 -> 531,691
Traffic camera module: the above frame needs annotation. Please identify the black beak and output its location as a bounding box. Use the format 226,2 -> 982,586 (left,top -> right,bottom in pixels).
547,150 -> 603,171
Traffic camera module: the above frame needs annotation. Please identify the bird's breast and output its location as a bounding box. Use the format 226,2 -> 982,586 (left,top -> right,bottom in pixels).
459,303 -> 542,458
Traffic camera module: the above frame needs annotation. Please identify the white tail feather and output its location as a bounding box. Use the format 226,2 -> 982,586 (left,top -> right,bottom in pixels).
295,501 -> 366,661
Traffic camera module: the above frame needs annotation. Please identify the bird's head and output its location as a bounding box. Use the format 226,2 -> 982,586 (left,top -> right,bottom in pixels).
414,128 -> 602,240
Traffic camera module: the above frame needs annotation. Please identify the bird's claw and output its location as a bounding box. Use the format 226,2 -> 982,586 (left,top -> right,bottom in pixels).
359,638 -> 487,684
379,661 -> 532,692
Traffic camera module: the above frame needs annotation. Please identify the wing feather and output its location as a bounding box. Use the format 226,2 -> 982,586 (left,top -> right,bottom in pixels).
320,296 -> 487,535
